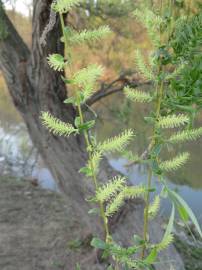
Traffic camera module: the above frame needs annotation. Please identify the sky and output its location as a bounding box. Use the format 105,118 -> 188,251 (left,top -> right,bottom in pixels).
5,1 -> 32,16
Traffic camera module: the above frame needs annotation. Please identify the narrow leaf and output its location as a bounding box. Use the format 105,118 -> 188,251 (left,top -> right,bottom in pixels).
145,249 -> 158,264
169,190 -> 202,238
91,238 -> 107,250
164,204 -> 175,240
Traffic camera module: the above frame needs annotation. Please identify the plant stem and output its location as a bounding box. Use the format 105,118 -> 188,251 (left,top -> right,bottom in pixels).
77,103 -> 110,241
141,75 -> 164,260
59,11 -> 110,242
59,13 -> 68,59
141,167 -> 152,259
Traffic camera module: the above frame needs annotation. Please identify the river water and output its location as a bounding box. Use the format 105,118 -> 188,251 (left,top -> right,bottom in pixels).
0,76 -> 202,222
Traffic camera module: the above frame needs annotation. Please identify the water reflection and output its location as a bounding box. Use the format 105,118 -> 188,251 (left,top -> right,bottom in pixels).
94,93 -> 202,219
95,93 -> 202,189
109,157 -> 202,220
0,75 -> 57,191
0,75 -> 202,217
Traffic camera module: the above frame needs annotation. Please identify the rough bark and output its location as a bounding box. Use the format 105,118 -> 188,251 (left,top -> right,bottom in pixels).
0,1 -> 185,269
0,0 -> 87,206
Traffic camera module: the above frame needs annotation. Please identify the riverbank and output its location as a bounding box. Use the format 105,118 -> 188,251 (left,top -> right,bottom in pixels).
0,175 -> 200,270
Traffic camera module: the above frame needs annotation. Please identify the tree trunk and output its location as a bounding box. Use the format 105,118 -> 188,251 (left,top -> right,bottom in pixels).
0,1 -> 185,269
0,0 -> 88,204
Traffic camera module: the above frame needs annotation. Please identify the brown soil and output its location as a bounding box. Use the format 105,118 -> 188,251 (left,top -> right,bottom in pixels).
0,176 -> 101,270
0,176 -> 186,270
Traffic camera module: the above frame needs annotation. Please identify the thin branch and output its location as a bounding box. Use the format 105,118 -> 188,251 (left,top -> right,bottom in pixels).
87,72 -> 151,106
0,4 -> 30,106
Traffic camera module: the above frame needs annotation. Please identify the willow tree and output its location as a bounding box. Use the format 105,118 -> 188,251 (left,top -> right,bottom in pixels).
0,0 -> 90,202
0,0 -> 137,198
0,1 -> 197,269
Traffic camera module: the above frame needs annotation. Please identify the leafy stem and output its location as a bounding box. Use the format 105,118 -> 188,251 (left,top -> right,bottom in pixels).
41,2 -> 202,269
59,10 -> 111,243
141,167 -> 152,259
141,67 -> 164,259
77,101 -> 110,241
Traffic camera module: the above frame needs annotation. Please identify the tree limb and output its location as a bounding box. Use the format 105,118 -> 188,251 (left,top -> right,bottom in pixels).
0,4 -> 30,108
87,73 -> 151,106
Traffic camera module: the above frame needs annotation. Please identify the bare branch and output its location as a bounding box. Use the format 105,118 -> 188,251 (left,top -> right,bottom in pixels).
0,4 -> 30,107
87,72 -> 151,106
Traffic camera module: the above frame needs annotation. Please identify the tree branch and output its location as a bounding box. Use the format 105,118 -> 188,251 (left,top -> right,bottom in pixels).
0,4 -> 30,108
87,72 -> 151,106
0,5 -> 30,63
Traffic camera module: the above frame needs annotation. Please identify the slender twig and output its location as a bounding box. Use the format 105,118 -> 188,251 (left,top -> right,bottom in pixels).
77,102 -> 110,240
59,10 -> 111,244
141,167 -> 153,258
87,79 -> 151,106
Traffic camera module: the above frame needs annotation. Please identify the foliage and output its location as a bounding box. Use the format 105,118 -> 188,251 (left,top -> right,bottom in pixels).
41,112 -> 78,136
134,49 -> 155,80
47,54 -> 66,71
168,127 -> 202,143
166,8 -> 202,111
159,152 -> 190,172
124,86 -> 152,103
64,26 -> 111,45
41,0 -> 202,269
157,114 -> 189,129
97,129 -> 135,154
52,0 -> 82,13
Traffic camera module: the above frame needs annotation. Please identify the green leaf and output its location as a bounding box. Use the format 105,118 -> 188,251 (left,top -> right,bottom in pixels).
85,196 -> 97,203
74,117 -> 81,128
64,96 -> 76,104
76,263 -> 81,270
148,188 -> 156,193
88,208 -> 100,216
78,120 -> 95,132
47,54 -> 65,71
133,234 -> 145,245
174,104 -> 196,114
145,248 -> 158,264
163,204 -> 175,240
151,159 -> 162,175
79,166 -> 93,177
169,190 -> 202,237
151,144 -> 162,157
61,75 -> 72,84
177,205 -> 189,222
91,237 -> 107,250
74,117 -> 95,131
160,187 -> 168,198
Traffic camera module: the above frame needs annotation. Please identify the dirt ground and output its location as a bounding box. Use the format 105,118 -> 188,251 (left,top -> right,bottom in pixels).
0,176 -> 194,270
0,176 -> 103,270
